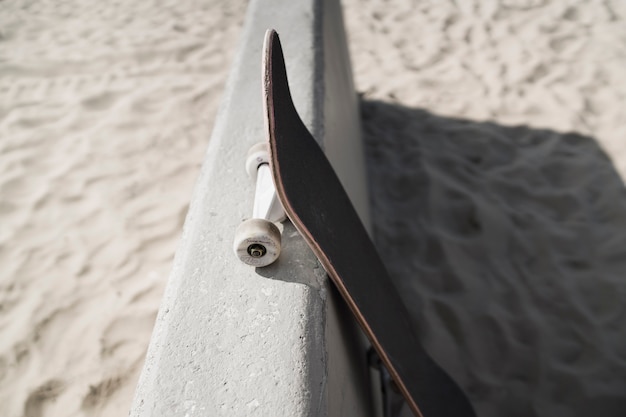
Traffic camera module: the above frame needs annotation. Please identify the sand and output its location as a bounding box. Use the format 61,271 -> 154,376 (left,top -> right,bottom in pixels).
344,0 -> 626,415
0,0 -> 247,416
1,0 -> 625,416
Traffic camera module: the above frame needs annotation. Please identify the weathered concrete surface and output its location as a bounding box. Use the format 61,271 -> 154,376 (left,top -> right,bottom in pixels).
130,0 -> 374,415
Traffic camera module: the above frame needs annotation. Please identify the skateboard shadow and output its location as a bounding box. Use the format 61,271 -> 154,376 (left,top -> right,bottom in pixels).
255,221 -> 379,417
360,98 -> 626,417
255,221 -> 325,288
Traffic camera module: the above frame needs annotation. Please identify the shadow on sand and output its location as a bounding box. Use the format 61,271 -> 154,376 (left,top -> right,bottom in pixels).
360,98 -> 626,417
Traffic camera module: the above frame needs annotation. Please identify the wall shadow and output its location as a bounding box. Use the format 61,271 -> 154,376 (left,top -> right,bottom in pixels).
360,98 -> 626,417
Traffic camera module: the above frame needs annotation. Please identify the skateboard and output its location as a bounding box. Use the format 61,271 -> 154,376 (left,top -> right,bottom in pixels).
238,29 -> 477,417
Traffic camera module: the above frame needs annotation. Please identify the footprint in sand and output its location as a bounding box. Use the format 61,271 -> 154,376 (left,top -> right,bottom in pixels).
23,380 -> 64,417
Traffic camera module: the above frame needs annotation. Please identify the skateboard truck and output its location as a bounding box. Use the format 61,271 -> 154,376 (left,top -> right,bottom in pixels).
233,143 -> 286,267
368,348 -> 406,417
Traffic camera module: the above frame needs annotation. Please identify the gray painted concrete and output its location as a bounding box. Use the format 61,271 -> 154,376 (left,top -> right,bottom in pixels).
130,0 -> 375,415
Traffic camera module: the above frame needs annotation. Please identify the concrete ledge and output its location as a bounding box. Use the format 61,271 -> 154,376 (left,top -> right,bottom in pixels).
130,1 -> 374,415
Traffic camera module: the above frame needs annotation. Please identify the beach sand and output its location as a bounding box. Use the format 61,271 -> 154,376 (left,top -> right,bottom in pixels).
345,1 -> 626,415
0,1 -> 247,416
1,0 -> 625,416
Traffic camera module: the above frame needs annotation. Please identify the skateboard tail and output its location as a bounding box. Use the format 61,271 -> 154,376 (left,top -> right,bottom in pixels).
262,29 -> 476,417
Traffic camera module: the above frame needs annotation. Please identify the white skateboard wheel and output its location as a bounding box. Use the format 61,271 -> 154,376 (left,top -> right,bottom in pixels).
233,218 -> 281,267
245,142 -> 270,180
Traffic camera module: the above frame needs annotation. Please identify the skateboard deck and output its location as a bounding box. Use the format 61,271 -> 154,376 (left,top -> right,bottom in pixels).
262,30 -> 476,417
